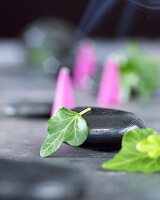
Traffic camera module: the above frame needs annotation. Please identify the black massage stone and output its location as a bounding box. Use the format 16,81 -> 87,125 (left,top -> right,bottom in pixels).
73,107 -> 145,151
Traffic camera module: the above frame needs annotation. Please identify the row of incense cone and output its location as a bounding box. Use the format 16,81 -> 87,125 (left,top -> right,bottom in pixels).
51,42 -> 121,116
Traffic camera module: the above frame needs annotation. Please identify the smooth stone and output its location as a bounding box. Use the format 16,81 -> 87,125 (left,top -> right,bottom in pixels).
73,107 -> 145,151
0,159 -> 86,200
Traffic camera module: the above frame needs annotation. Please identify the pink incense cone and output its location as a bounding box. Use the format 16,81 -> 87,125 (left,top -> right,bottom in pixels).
73,41 -> 97,90
51,67 -> 75,116
97,58 -> 121,108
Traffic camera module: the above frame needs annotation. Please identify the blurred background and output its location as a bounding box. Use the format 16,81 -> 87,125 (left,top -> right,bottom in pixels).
1,0 -> 160,113
0,0 -> 160,38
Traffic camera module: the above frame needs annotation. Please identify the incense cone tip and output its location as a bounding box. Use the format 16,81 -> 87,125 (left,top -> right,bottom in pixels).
60,67 -> 70,74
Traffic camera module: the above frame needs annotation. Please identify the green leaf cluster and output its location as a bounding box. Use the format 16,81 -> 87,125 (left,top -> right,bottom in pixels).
40,107 -> 90,157
102,129 -> 160,173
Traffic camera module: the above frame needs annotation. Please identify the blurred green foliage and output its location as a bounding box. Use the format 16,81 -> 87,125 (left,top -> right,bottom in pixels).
120,42 -> 158,101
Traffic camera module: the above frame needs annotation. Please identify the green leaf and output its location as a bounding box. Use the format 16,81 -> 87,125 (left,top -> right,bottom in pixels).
102,129 -> 160,173
40,107 -> 91,157
136,134 -> 160,159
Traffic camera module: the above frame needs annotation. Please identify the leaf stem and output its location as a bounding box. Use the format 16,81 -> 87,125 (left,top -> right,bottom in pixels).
79,108 -> 91,116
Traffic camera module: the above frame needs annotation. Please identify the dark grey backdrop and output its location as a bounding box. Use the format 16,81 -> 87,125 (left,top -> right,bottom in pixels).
0,0 -> 160,38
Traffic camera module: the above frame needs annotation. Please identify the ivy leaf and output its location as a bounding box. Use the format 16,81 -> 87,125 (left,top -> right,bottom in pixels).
40,107 -> 91,157
102,128 -> 160,173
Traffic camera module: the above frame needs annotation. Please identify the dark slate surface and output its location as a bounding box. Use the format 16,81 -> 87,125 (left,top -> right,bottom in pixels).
0,64 -> 160,200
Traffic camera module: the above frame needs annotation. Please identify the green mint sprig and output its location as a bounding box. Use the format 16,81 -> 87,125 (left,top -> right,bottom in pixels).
40,107 -> 91,157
